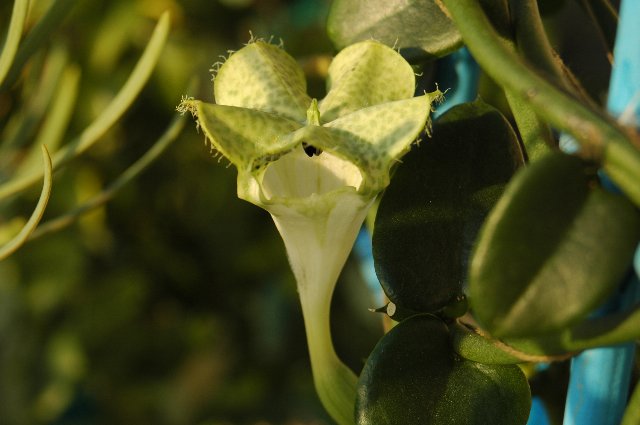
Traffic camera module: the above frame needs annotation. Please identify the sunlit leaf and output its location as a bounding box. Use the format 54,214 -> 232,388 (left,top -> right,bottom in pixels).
327,0 -> 462,61
0,0 -> 29,86
30,106 -> 189,241
0,0 -> 77,89
470,152 -> 640,337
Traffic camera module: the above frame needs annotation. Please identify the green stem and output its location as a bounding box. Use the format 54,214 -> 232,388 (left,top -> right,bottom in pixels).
29,107 -> 188,241
298,282 -> 357,425
621,379 -> 640,425
577,0 -> 618,60
503,91 -> 555,161
0,11 -> 171,201
510,0 -> 567,84
510,0 -> 596,105
0,0 -> 29,86
457,300 -> 640,362
0,146 -> 52,261
1,0 -> 78,90
441,0 -> 640,205
502,301 -> 640,357
505,0 -> 579,161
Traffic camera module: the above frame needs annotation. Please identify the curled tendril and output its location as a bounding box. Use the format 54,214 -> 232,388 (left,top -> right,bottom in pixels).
0,146 -> 53,261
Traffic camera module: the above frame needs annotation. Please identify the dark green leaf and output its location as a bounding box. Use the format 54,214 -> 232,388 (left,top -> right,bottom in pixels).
470,152 -> 640,338
495,299 -> 640,357
450,322 -> 527,365
355,314 -> 531,424
327,0 -> 462,61
372,100 -> 524,313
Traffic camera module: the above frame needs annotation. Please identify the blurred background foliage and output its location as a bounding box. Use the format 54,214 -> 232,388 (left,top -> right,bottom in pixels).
0,1 -> 382,424
0,0 -> 626,424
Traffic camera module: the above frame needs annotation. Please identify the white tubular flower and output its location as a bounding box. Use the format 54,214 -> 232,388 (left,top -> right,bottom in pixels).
179,39 -> 441,424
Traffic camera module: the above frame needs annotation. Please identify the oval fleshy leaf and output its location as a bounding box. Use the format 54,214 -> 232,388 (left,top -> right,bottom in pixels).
191,101 -> 303,169
355,314 -> 531,425
450,322 -> 532,365
214,41 -> 311,121
319,40 -> 416,123
372,100 -> 524,314
470,152 -> 640,338
327,0 -> 462,61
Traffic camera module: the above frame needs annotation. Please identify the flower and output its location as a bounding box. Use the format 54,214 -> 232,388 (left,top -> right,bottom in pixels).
179,38 -> 441,424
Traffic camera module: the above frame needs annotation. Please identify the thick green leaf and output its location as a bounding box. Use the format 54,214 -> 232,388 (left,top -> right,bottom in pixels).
470,152 -> 640,338
450,322 -> 527,365
327,0 -> 462,61
355,314 -> 531,424
373,100 -> 524,313
493,299 -> 640,358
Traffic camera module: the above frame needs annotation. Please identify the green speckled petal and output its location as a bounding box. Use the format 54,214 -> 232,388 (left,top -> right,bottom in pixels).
193,101 -> 303,169
271,92 -> 440,192
319,40 -> 416,123
214,42 -> 312,121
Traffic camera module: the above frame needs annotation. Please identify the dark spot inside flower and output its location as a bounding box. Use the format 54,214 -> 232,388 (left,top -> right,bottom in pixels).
302,142 -> 323,157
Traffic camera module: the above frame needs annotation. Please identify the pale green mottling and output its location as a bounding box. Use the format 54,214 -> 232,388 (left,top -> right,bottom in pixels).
195,101 -> 302,169
319,40 -> 416,123
183,40 -> 441,197
214,42 -> 311,121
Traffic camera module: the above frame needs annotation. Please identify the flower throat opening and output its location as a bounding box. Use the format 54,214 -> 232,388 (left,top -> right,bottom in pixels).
261,145 -> 363,200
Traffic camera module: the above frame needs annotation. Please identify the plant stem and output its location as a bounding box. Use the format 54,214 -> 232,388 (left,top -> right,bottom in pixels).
0,11 -> 171,201
0,146 -> 52,261
440,0 -> 640,205
491,0 -> 558,161
298,282 -> 357,425
29,103 -> 189,241
510,0 -> 566,84
0,0 -> 29,86
1,0 -> 78,90
621,380 -> 640,425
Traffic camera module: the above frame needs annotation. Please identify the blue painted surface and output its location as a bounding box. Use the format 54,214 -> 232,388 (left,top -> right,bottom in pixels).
606,0 -> 640,123
528,398 -> 552,425
354,229 -> 384,306
563,0 -> 640,423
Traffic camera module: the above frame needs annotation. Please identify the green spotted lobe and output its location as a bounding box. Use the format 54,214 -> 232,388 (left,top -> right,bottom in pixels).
214,42 -> 311,121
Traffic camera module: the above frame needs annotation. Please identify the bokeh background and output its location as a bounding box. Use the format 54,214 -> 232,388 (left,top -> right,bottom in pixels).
0,0 -> 623,424
0,1 -> 384,424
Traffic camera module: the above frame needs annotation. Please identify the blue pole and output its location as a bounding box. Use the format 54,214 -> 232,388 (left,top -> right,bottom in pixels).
563,0 -> 640,423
